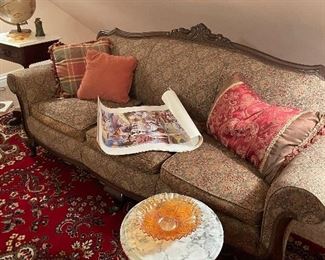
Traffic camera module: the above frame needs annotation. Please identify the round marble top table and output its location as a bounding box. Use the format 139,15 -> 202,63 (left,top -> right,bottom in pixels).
120,193 -> 224,260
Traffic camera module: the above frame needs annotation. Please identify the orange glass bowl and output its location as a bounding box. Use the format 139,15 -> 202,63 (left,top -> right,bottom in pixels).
137,193 -> 201,241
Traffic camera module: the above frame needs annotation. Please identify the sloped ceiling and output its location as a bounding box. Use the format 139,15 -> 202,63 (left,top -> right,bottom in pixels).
50,0 -> 325,65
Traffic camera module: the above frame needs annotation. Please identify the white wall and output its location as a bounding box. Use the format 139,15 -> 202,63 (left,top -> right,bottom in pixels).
0,0 -> 96,74
50,0 -> 325,65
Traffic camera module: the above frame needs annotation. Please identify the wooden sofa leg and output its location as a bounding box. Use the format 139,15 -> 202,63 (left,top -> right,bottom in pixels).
27,138 -> 37,157
109,199 -> 125,214
103,184 -> 126,213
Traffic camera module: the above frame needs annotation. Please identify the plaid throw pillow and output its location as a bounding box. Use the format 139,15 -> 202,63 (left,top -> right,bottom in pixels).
49,38 -> 113,97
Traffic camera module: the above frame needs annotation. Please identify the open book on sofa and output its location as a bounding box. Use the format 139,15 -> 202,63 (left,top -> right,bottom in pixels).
97,89 -> 203,155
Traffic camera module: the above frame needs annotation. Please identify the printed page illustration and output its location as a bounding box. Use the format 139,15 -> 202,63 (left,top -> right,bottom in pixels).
97,89 -> 203,155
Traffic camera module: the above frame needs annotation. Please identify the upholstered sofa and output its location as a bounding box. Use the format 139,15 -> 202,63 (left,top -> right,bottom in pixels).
7,24 -> 325,259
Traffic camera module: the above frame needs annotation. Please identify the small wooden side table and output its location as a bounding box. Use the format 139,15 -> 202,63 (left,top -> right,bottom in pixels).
0,33 -> 60,125
0,33 -> 60,68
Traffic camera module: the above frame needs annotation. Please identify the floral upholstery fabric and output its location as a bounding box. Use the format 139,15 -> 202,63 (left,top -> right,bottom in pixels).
28,115 -> 160,199
81,145 -> 159,199
261,137 -> 325,251
160,134 -> 269,226
27,117 -> 83,162
85,127 -> 172,175
217,212 -> 262,256
31,98 -> 140,142
7,65 -> 58,117
31,98 -> 97,142
208,81 -> 301,168
124,36 -> 324,125
207,80 -> 325,184
107,36 -> 159,98
130,39 -> 225,122
219,50 -> 325,112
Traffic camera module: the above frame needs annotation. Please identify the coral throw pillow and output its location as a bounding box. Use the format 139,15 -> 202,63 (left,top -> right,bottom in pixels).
207,73 -> 325,184
77,50 -> 137,103
49,38 -> 112,97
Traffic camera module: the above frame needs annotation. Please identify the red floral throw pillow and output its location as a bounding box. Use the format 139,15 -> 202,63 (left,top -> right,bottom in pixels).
207,73 -> 325,184
49,37 -> 113,97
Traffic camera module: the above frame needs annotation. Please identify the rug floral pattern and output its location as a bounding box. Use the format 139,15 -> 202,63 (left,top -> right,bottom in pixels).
0,113 -> 128,259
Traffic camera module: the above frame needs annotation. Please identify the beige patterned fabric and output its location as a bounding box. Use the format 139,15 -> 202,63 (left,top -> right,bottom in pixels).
31,98 -> 140,142
28,116 -> 160,199
85,127 -> 100,149
133,39 -> 225,123
85,127 -> 172,174
156,179 -> 262,256
219,50 -> 325,112
261,137 -> 325,250
218,212 -> 262,256
7,65 -> 57,117
155,178 -> 174,193
31,98 -> 96,142
27,117 -> 83,162
111,35 -> 325,123
81,145 -> 159,198
107,36 -> 159,98
160,134 -> 269,226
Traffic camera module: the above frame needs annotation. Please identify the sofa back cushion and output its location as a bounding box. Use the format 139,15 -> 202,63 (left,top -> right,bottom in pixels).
219,51 -> 325,114
106,35 -> 159,98
104,34 -> 324,124
134,39 -> 226,123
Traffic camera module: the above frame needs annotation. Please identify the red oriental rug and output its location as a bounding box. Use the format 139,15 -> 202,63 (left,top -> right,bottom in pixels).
0,112 -> 324,260
0,113 -> 128,259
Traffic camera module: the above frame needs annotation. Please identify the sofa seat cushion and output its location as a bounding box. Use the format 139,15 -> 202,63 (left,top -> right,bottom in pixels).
85,127 -> 172,174
160,135 -> 269,226
31,98 -> 141,142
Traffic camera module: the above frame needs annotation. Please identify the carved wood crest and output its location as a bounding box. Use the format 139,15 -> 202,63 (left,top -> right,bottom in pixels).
168,23 -> 232,47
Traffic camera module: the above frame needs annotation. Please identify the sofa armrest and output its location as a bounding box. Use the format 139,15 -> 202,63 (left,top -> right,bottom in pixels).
7,64 -> 57,117
261,137 -> 325,253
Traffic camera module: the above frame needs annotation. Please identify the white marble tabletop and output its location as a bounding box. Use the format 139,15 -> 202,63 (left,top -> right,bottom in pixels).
0,32 -> 60,48
120,193 -> 224,260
